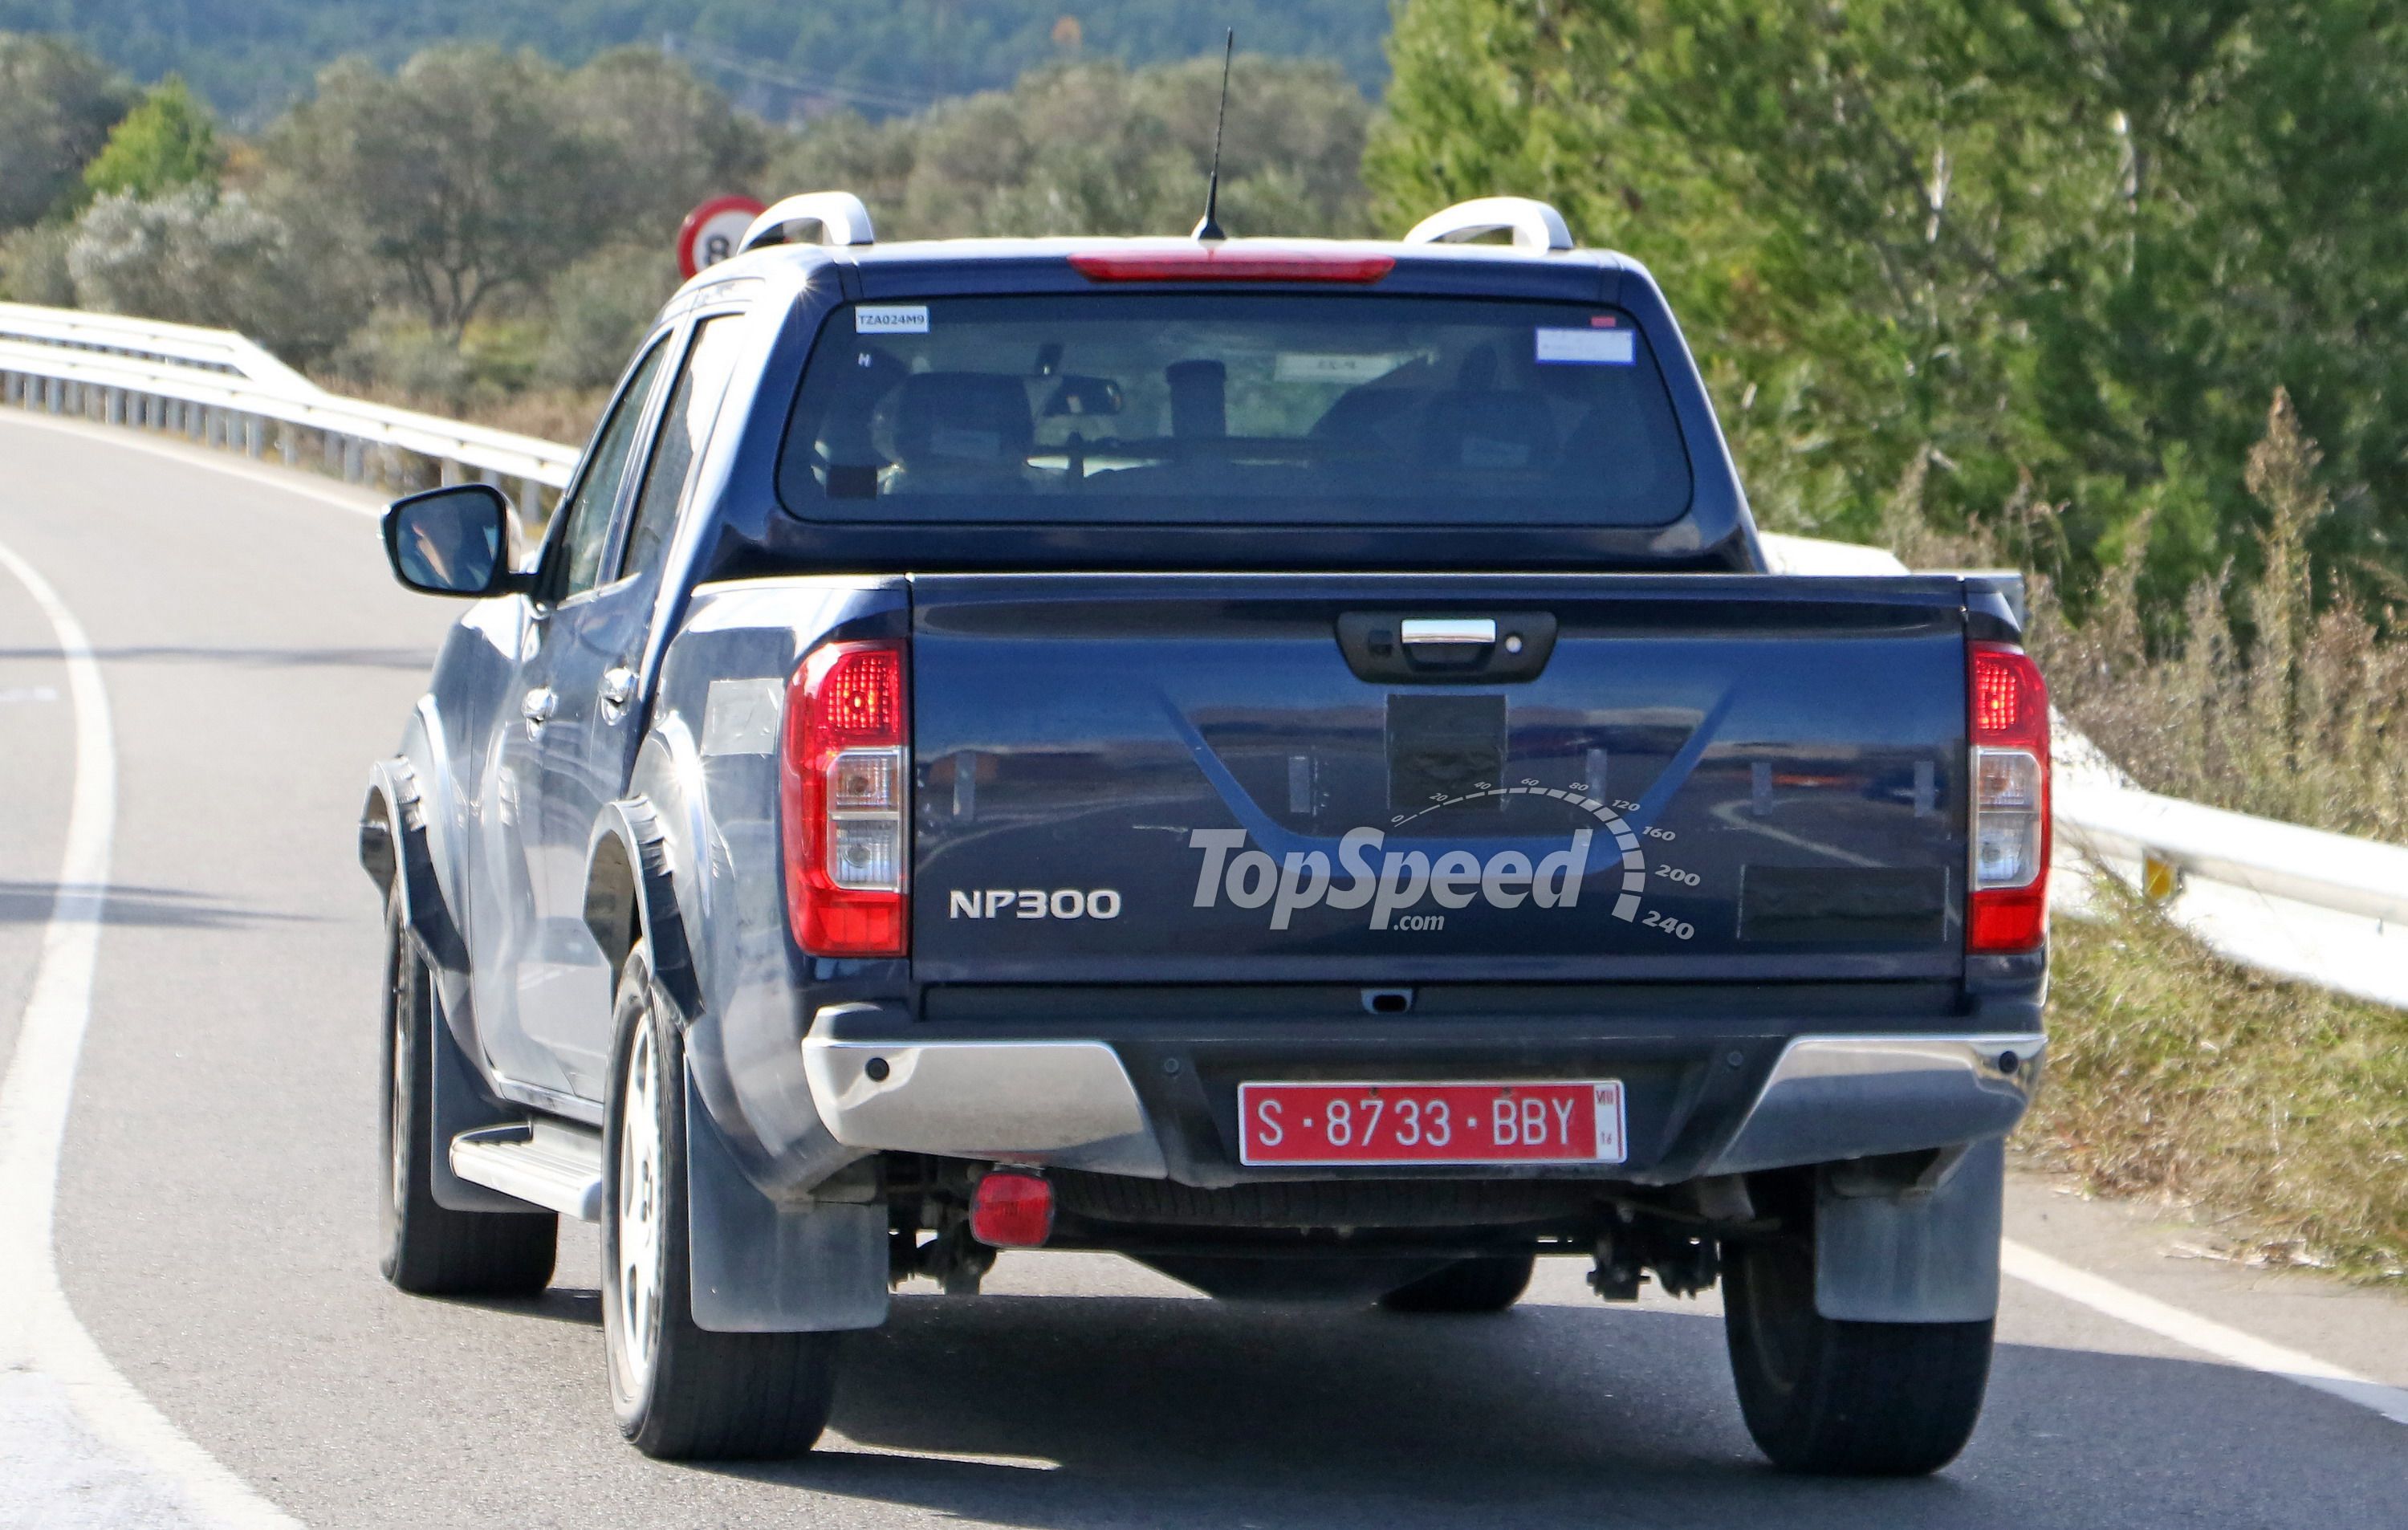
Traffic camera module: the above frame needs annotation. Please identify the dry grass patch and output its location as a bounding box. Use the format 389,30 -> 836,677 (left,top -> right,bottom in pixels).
2030,881 -> 2408,1278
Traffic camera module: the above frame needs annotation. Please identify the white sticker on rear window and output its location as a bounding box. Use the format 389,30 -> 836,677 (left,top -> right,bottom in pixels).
856,304 -> 929,334
1536,327 -> 1635,364
1273,352 -> 1415,384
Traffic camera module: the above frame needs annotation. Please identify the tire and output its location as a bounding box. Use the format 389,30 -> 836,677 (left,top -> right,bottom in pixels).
1378,1255 -> 1535,1314
378,885 -> 556,1296
602,943 -> 840,1460
1722,1232 -> 1992,1475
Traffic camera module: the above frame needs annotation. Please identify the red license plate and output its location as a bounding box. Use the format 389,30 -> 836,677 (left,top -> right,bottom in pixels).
1238,1080 -> 1626,1166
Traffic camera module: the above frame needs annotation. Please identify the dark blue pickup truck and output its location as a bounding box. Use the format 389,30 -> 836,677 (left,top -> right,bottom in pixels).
364,192 -> 2050,1475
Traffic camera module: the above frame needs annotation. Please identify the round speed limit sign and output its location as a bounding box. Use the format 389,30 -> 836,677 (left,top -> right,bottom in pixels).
677,195 -> 767,279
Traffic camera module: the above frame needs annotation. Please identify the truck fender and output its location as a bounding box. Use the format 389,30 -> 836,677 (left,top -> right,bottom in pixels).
1813,1134 -> 2004,1324
358,758 -> 467,977
581,796 -> 703,1025
359,757 -> 535,1214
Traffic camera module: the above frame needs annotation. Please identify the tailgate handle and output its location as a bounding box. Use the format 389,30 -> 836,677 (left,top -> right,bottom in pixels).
1401,618 -> 1496,646
1336,612 -> 1557,685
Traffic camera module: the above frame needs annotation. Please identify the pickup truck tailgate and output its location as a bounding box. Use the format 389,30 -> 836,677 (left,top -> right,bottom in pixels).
910,574 -> 1973,983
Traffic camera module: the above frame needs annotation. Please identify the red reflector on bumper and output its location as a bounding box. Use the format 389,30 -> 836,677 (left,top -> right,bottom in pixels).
970,1170 -> 1055,1248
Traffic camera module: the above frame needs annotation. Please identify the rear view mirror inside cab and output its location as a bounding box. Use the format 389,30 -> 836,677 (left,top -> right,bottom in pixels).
383,483 -> 519,598
1040,374 -> 1123,418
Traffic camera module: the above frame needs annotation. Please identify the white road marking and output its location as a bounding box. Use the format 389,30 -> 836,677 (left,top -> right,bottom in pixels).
2004,1238 -> 2408,1426
0,535 -> 307,1528
0,685 -> 61,703
0,410 -> 384,519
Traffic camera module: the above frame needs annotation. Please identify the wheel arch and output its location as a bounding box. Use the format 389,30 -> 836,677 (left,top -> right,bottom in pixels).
584,796 -> 705,1025
360,756 -> 469,977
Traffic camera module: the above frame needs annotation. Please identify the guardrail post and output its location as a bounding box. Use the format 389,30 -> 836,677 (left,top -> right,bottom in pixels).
245,414 -> 264,458
343,437 -> 364,484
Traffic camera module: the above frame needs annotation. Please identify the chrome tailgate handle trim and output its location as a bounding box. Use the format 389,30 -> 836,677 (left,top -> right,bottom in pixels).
1400,618 -> 1497,645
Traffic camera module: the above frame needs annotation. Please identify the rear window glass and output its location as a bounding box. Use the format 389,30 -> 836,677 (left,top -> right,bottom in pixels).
775,294 -> 1692,526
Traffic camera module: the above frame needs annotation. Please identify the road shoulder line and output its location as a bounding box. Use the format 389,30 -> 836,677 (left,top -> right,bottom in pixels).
0,534 -> 307,1529
2003,1236 -> 2408,1426
0,409 -> 384,519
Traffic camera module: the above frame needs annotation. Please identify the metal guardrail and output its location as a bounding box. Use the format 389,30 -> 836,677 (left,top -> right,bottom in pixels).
3,309 -> 2398,1002
0,303 -> 575,512
2055,784 -> 2408,927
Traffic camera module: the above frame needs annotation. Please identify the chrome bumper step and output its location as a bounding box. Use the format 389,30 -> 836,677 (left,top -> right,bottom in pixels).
449,1121 -> 605,1221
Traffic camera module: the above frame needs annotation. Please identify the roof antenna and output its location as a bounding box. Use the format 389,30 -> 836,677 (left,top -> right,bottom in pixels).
1190,29 -> 1235,242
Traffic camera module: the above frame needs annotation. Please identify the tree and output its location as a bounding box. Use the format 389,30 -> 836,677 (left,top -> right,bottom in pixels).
82,76 -> 222,201
563,47 -> 768,242
771,53 -> 1374,242
3,2 -> 1393,129
1371,0 -> 2408,609
266,46 -> 615,340
0,31 -> 136,229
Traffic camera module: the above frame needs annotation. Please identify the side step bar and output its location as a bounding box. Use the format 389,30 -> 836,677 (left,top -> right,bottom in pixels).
449,1121 -> 606,1222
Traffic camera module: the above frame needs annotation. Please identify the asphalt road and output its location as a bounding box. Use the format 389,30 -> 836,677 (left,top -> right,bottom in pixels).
5,409 -> 2408,1528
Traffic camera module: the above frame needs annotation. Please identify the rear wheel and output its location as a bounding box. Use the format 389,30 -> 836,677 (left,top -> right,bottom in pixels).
602,943 -> 840,1460
378,885 -> 555,1296
1722,1233 -> 1991,1475
1378,1254 -> 1535,1314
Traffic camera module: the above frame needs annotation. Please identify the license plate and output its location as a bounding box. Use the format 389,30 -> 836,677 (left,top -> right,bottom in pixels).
1237,1080 -> 1626,1166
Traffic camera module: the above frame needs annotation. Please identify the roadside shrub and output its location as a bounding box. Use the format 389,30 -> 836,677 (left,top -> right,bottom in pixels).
330,315 -> 474,406
65,186 -> 370,364
535,244 -> 678,392
2028,392 -> 2408,843
0,221 -> 78,304
1885,392 -> 2408,844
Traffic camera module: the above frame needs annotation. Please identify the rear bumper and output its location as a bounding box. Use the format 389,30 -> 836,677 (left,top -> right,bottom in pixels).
801,999 -> 2044,1188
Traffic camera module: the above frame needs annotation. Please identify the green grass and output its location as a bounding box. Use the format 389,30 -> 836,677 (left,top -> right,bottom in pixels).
2029,882 -> 2408,1280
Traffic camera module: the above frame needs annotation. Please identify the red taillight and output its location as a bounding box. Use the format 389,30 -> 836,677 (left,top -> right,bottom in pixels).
1967,642 -> 2050,954
969,1170 -> 1055,1248
781,638 -> 909,957
1068,249 -> 1396,283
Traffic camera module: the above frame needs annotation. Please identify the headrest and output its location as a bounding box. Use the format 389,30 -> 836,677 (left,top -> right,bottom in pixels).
1417,391 -> 1558,470
889,372 -> 1034,469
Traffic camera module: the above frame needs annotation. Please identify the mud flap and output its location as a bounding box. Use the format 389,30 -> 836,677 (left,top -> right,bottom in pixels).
684,1068 -> 890,1333
423,998 -> 543,1212
1813,1134 -> 2003,1323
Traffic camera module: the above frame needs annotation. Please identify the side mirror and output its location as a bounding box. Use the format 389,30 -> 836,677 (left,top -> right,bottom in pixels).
383,484 -> 519,597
